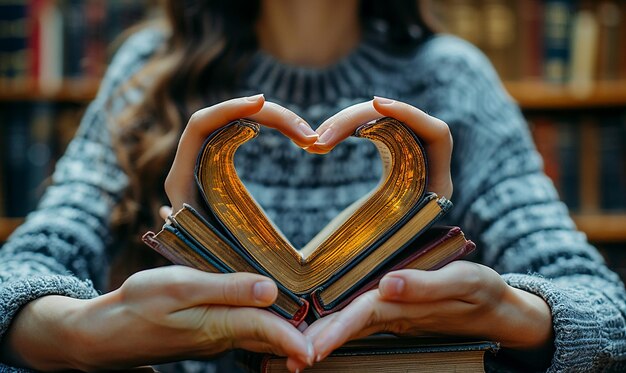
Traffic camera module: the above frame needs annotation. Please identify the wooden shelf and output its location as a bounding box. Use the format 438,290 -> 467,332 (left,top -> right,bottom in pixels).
572,214 -> 626,243
1,78 -> 626,109
0,79 -> 100,103
0,218 -> 24,242
504,80 -> 626,110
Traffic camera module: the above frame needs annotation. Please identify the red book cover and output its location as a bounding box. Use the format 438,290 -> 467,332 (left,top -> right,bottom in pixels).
27,0 -> 45,80
311,227 -> 476,317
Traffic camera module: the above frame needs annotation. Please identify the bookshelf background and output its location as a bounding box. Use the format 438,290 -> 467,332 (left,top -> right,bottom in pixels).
1,1 -> 626,279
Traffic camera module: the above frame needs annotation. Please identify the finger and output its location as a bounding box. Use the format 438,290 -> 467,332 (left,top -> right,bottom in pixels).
165,94 -> 265,210
239,340 -> 315,371
130,267 -> 278,308
159,205 -> 172,220
247,101 -> 319,147
310,291 -> 383,361
378,261 -> 486,303
226,308 -> 314,366
306,101 -> 382,154
286,356 -> 308,373
372,96 -> 453,199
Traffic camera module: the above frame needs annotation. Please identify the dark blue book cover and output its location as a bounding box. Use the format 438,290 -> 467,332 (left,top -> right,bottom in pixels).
543,0 -> 576,83
600,115 -> 626,210
558,120 -> 580,211
62,0 -> 86,78
0,1 -> 28,79
3,103 -> 30,217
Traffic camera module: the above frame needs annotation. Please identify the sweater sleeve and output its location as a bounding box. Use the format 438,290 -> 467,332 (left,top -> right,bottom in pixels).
418,36 -> 626,372
0,29 -> 163,371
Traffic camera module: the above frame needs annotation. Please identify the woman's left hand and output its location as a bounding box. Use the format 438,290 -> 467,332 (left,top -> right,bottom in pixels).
287,261 -> 554,372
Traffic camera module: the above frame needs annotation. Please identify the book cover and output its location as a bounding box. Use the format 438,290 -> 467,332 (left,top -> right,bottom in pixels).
239,336 -> 499,373
596,1 -> 622,81
543,0 -> 575,83
600,116 -> 626,210
518,0 -> 544,79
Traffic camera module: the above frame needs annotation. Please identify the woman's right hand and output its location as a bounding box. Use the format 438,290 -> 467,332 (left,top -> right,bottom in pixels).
1,267 -> 313,371
165,94 -> 319,211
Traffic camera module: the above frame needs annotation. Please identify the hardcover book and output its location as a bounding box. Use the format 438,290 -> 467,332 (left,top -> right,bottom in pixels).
238,336 -> 500,373
143,117 -> 475,325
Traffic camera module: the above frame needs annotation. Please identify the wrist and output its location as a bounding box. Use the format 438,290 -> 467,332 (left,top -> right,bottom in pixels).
0,295 -> 87,371
499,286 -> 554,351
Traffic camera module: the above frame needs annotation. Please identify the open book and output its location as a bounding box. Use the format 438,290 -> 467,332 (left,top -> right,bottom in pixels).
143,117 -> 475,325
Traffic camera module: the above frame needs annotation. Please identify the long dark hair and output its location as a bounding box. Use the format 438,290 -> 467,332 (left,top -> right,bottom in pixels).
108,0 -> 436,288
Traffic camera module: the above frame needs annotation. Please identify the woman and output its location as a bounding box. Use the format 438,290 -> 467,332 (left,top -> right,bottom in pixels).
1,0 -> 625,371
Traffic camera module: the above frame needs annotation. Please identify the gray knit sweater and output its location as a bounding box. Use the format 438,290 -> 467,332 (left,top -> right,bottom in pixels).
1,28 -> 625,372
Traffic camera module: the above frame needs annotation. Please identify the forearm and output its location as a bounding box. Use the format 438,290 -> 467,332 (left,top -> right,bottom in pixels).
0,296 -> 85,371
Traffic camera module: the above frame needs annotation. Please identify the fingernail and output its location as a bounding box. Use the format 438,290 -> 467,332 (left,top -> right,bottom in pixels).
374,96 -> 394,105
295,369 -> 300,373
316,354 -> 322,363
380,276 -> 404,298
315,127 -> 336,145
298,122 -> 319,139
246,93 -> 264,102
253,280 -> 275,303
307,340 -> 314,366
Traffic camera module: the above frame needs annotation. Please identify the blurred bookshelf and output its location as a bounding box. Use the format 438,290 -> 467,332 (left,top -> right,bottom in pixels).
438,0 -> 626,279
0,0 -> 155,241
1,1 -> 626,282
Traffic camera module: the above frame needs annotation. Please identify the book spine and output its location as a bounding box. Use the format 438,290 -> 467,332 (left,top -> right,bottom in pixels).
62,0 -> 86,79
596,1 -> 622,81
599,117 -> 626,210
558,120 -> 582,211
443,0 -> 483,47
543,0 -> 575,83
3,104 -> 30,217
0,110 -> 6,217
578,118 -> 599,212
83,0 -> 107,78
27,0 -> 44,80
26,102 -> 54,210
482,0 -> 519,80
531,117 -> 561,191
569,7 -> 599,92
519,0 -> 544,79
0,0 -> 28,80
39,0 -> 64,93
621,1 -> 626,79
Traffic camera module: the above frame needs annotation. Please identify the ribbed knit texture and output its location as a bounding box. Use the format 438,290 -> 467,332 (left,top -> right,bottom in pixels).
1,28 -> 625,372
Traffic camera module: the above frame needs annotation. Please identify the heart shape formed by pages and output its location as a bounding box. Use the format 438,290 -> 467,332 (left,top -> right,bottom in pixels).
144,117 -> 472,324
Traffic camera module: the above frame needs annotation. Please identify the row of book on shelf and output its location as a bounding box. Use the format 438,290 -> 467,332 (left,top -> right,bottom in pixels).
530,111 -> 626,212
0,0 -> 153,91
0,102 -> 81,217
438,0 -> 626,84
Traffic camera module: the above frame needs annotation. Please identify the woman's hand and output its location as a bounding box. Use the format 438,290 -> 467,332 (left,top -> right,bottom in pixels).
287,261 -> 554,372
305,97 -> 453,200
165,94 -> 318,211
2,267 -> 313,371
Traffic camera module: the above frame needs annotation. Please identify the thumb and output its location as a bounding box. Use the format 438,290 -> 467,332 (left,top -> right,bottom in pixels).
159,205 -> 173,220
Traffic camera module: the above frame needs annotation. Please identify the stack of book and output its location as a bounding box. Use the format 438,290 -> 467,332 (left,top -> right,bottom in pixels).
143,117 -> 492,371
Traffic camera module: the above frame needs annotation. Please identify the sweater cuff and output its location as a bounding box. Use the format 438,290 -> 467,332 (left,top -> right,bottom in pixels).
0,274 -> 98,344
502,273 -> 621,372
